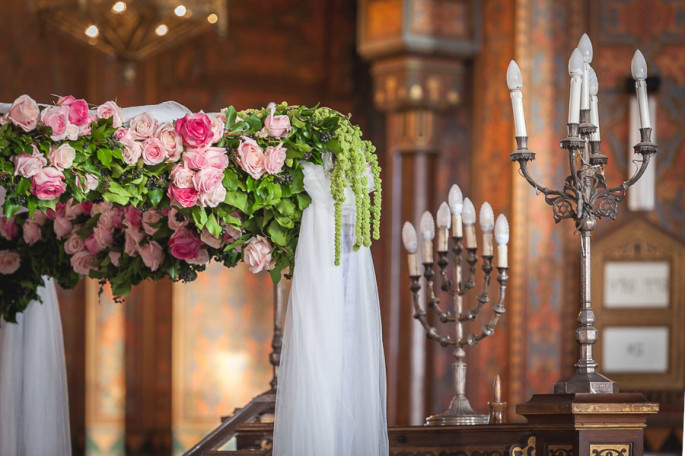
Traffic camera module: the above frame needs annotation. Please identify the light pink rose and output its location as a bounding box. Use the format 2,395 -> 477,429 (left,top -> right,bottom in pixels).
155,123 -> 183,162
63,199 -> 84,220
209,113 -> 225,144
204,147 -> 229,169
167,208 -> 188,230
96,101 -> 124,128
31,167 -> 66,200
169,227 -> 203,260
65,123 -> 80,141
124,228 -> 145,257
64,233 -> 85,255
109,251 -> 121,267
114,127 -> 134,141
170,163 -> 195,188
197,185 -> 226,208
193,167 -> 223,193
264,107 -> 292,138
93,224 -> 114,249
139,241 -> 164,271
90,202 -> 112,216
0,250 -> 21,274
142,138 -> 166,165
77,116 -> 95,136
70,250 -> 96,275
129,112 -> 158,139
185,248 -> 210,265
77,173 -> 99,193
168,185 -> 199,208
8,95 -> 39,132
236,137 -> 265,179
22,221 -> 41,245
41,105 -> 70,141
243,235 -> 275,273
56,95 -> 77,106
96,210 -> 114,230
53,216 -> 73,239
85,235 -> 101,255
200,228 -> 222,249
0,217 -> 19,240
48,143 -> 76,170
120,138 -> 142,166
13,148 -> 47,178
31,210 -> 48,226
142,209 -> 162,236
175,113 -> 213,148
182,149 -> 209,170
264,143 -> 287,175
222,221 -> 242,244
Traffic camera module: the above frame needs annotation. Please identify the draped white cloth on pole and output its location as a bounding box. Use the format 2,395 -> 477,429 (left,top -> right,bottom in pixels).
273,162 -> 388,455
0,277 -> 72,456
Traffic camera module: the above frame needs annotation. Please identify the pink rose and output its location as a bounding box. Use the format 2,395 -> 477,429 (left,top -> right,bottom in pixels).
56,95 -> 77,106
96,101 -> 124,128
85,235 -> 101,255
0,217 -> 19,240
63,199 -> 84,220
8,95 -> 39,132
53,216 -> 73,239
129,112 -> 158,139
185,248 -> 210,265
66,98 -> 90,126
236,137 -> 265,179
64,233 -> 85,255
80,202 -> 94,215
22,221 -> 41,245
70,250 -> 96,275
197,185 -> 226,208
264,143 -> 287,175
48,143 -> 76,170
65,123 -> 80,141
90,202 -> 112,216
169,227 -> 203,260
142,138 -> 166,165
77,173 -> 99,193
109,251 -> 121,267
120,138 -> 142,166
193,167 -> 223,193
204,147 -> 229,169
32,210 -> 48,226
168,185 -> 199,208
77,116 -> 95,136
222,221 -> 242,244
175,113 -> 214,148
142,209 -> 162,235
31,167 -> 66,200
0,250 -> 21,274
182,149 -> 209,170
209,113 -> 225,144
41,106 -> 70,141
114,127 -> 134,142
200,228 -> 222,249
167,208 -> 188,230
124,228 -> 145,257
155,124 -> 183,162
93,224 -> 114,249
13,148 -> 47,178
139,241 -> 164,271
124,206 -> 143,229
264,107 -> 292,138
243,235 -> 275,273
170,163 -> 195,188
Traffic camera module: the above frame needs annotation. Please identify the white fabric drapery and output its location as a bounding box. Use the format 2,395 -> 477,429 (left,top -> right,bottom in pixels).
273,162 -> 388,455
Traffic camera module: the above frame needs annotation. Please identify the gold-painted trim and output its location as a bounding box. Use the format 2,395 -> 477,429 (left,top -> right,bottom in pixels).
509,435 -> 536,456
589,443 -> 630,456
518,402 -> 659,415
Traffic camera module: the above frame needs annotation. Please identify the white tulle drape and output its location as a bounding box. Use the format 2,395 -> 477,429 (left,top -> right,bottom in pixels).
0,277 -> 72,456
273,162 -> 388,455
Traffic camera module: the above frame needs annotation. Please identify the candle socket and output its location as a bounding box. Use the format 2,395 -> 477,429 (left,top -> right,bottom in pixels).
483,233 -> 493,257
407,253 -> 419,276
488,401 -> 507,424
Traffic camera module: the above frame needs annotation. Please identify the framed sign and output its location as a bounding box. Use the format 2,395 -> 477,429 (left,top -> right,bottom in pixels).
593,219 -> 685,391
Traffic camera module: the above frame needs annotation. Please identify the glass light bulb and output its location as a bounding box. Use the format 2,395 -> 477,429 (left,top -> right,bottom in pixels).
479,202 -> 494,233
495,214 -> 509,245
112,1 -> 127,13
506,60 -> 523,90
207,13 -> 219,24
402,221 -> 418,253
462,198 -> 476,225
85,24 -> 99,38
420,211 -> 435,240
448,184 -> 463,215
631,50 -> 648,80
578,33 -> 593,63
174,5 -> 187,16
568,48 -> 584,76
589,66 -> 599,96
155,24 -> 169,36
436,202 -> 451,230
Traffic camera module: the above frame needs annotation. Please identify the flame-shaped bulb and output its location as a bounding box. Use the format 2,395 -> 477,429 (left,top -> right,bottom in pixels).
420,211 -> 435,240
462,198 -> 476,225
589,66 -> 599,96
568,48 -> 584,76
402,221 -> 418,253
436,202 -> 451,230
448,184 -> 463,215
631,49 -> 648,80
506,60 -> 523,91
578,33 -> 593,63
479,202 -> 494,233
495,214 -> 509,245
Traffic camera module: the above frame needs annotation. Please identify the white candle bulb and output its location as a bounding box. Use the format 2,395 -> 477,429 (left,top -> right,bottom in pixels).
589,66 -> 601,141
568,48 -> 584,124
589,66 -> 599,96
462,198 -> 477,249
578,33 -> 593,63
631,49 -> 651,129
479,202 -> 494,233
402,221 -> 418,253
507,60 -> 527,137
436,202 -> 451,230
420,211 -> 435,263
578,34 -> 593,111
495,214 -> 509,268
448,184 -> 463,238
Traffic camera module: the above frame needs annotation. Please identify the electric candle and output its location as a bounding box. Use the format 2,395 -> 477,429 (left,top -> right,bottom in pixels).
402,221 -> 419,276
448,184 -> 463,238
568,48 -> 584,125
462,198 -> 477,249
436,202 -> 451,253
420,211 -> 435,264
631,50 -> 651,129
506,60 -> 527,137
479,202 -> 494,257
589,66 -> 600,141
495,214 -> 509,268
578,34 -> 593,111
494,374 -> 501,402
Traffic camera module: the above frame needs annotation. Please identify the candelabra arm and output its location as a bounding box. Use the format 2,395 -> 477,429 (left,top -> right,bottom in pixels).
427,256 -> 456,323
463,248 -> 478,292
410,274 -> 454,347
467,266 -> 508,345
517,160 -> 569,201
463,255 -> 493,321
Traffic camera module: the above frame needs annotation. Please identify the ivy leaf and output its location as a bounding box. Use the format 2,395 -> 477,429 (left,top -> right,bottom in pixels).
96,148 -> 112,167
225,106 -> 237,130
205,213 -> 221,238
148,188 -> 163,206
102,191 -> 129,205
224,190 -> 249,213
267,220 -> 288,246
192,206 -> 208,229
107,181 -> 133,197
296,192 -> 312,210
245,114 -> 263,132
16,178 -> 31,195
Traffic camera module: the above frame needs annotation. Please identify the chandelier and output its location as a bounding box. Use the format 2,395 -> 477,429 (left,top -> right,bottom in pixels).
30,0 -> 227,61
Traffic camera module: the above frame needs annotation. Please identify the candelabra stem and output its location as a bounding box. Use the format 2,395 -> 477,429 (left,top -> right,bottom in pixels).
425,361 -> 489,425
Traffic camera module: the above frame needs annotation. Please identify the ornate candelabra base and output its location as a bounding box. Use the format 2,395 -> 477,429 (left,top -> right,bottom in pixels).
425,361 -> 489,425
554,371 -> 619,394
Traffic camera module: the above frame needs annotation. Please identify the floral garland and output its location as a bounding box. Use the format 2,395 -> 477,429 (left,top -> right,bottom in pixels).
0,95 -> 381,323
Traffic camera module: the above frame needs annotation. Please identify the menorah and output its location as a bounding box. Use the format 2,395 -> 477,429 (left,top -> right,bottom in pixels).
506,34 -> 658,394
402,188 -> 509,425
